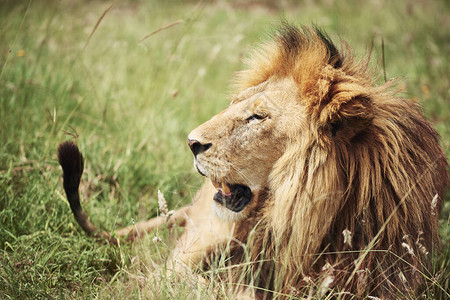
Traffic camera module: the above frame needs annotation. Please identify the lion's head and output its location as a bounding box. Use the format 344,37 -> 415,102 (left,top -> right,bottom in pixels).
188,76 -> 301,220
188,25 -> 448,297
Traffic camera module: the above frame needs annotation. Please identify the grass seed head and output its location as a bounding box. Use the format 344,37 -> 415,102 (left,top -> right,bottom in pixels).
431,194 -> 438,216
158,190 -> 169,216
342,229 -> 352,247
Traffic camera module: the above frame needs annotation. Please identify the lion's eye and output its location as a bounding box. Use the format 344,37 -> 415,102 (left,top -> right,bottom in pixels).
246,114 -> 266,122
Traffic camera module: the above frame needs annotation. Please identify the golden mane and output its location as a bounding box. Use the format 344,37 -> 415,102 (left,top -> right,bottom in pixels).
232,25 -> 448,297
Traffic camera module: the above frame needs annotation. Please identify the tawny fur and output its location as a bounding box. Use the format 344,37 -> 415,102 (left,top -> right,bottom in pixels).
59,25 -> 448,299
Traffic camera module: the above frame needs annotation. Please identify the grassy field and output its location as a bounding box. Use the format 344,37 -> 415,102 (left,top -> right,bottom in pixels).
0,0 -> 448,298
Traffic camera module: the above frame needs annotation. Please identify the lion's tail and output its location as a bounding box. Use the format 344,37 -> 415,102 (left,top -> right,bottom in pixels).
57,141 -> 117,244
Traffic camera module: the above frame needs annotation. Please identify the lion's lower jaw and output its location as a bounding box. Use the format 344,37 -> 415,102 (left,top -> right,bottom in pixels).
212,202 -> 247,222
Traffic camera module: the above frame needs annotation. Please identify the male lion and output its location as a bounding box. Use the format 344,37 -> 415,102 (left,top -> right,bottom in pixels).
58,25 -> 448,298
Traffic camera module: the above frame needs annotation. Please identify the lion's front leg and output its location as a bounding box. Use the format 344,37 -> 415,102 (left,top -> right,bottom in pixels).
166,181 -> 235,270
115,206 -> 190,241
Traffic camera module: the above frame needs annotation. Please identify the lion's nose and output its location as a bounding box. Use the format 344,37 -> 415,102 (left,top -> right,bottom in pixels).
187,138 -> 212,157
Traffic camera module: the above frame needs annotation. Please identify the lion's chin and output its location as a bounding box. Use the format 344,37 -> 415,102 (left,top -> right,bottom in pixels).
210,180 -> 252,212
212,202 -> 247,222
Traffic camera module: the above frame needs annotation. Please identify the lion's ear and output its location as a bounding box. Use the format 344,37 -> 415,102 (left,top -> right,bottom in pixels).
319,88 -> 374,140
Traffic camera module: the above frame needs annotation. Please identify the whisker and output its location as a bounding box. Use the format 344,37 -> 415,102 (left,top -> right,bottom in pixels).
229,163 -> 253,187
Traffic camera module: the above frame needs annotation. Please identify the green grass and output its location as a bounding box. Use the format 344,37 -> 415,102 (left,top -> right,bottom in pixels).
0,0 -> 448,298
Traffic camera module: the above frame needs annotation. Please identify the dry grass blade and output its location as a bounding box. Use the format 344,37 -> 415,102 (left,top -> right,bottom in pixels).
62,124 -> 79,139
381,37 -> 387,82
83,4 -> 113,51
138,20 -> 183,43
46,106 -> 56,123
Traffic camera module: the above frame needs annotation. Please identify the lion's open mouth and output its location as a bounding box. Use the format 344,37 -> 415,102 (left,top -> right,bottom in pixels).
211,180 -> 252,212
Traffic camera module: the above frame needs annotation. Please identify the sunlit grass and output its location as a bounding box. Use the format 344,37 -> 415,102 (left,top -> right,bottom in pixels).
0,0 -> 448,298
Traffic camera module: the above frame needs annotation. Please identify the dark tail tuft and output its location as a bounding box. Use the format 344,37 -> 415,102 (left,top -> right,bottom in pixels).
57,141 -> 115,243
58,141 -> 84,195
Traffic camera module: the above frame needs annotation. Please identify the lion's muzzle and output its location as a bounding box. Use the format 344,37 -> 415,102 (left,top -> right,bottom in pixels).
188,121 -> 254,213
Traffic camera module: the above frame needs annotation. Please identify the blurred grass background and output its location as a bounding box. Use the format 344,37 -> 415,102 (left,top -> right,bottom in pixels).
0,0 -> 448,298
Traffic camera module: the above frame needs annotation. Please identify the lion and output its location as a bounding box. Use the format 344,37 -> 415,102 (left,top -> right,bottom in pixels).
58,25 -> 448,298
